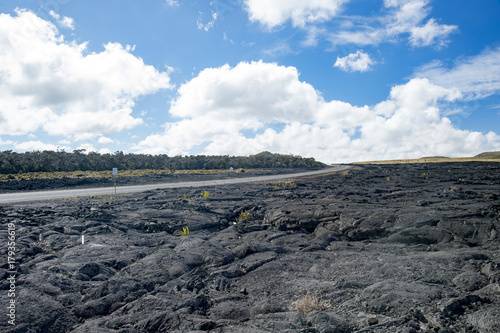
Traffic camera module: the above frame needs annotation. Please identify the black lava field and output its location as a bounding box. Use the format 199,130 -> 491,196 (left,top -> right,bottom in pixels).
1,162 -> 499,332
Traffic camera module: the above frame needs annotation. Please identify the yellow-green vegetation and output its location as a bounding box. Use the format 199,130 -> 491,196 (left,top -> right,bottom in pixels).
272,181 -> 295,190
180,191 -> 209,201
290,292 -> 332,315
354,151 -> 500,164
236,210 -> 250,223
178,226 -> 190,236
0,168 -> 263,183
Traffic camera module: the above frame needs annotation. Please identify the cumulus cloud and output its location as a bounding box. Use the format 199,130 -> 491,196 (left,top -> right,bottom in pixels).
334,50 -> 376,72
134,61 -> 499,163
414,46 -> 500,100
169,60 -> 321,121
244,0 -> 348,28
0,9 -> 173,140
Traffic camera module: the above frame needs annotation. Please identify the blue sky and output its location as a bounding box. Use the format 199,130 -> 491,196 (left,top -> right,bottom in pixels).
0,0 -> 499,163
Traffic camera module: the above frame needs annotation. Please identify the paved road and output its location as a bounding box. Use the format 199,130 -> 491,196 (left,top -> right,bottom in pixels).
0,165 -> 351,204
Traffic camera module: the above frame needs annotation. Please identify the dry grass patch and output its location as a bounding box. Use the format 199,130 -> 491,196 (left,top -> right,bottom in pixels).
0,168 -> 265,182
290,292 -> 332,315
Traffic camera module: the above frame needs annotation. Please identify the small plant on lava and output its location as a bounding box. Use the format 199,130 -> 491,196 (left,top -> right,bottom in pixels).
236,210 -> 250,223
290,292 -> 332,315
178,226 -> 190,236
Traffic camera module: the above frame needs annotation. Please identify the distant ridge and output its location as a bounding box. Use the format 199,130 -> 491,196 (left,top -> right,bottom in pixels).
356,151 -> 500,164
474,151 -> 500,159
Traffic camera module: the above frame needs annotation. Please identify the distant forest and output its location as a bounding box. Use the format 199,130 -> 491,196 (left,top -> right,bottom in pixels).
0,150 -> 325,174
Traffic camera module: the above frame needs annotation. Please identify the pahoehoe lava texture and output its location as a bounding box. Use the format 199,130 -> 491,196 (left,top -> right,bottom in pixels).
1,162 -> 499,332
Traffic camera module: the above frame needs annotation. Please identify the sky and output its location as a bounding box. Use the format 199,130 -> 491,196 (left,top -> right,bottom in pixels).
0,0 -> 499,164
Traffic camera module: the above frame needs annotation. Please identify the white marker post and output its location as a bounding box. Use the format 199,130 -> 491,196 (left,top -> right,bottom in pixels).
112,167 -> 118,195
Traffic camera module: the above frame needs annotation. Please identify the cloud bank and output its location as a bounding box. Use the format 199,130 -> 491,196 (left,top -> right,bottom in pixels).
0,9 -> 173,141
135,61 -> 499,163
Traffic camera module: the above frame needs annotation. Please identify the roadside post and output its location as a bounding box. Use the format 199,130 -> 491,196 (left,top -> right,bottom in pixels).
112,167 -> 118,195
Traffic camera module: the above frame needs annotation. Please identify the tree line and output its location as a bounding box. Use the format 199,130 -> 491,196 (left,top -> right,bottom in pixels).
0,150 -> 325,174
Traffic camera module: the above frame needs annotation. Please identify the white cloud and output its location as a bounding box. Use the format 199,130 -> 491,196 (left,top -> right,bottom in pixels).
413,46 -> 500,100
98,148 -> 113,154
262,40 -> 295,57
0,138 -> 14,146
334,50 -> 376,72
327,0 -> 458,48
301,26 -> 327,47
43,109 -> 143,141
169,60 -> 321,122
76,143 -> 97,153
75,143 -> 112,155
98,136 -> 114,144
223,32 -> 233,44
14,140 -> 64,152
244,0 -> 348,28
409,18 -> 458,47
197,11 -> 218,31
0,9 -> 173,140
166,0 -> 180,7
134,60 -> 322,155
134,61 -> 499,163
244,0 -> 457,49
48,10 -> 75,30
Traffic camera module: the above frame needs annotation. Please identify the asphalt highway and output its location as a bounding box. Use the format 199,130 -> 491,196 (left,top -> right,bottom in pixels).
0,165 -> 351,204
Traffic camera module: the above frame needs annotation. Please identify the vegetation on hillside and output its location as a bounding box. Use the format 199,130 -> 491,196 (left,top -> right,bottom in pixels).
355,151 -> 500,164
474,151 -> 500,159
0,150 -> 324,175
